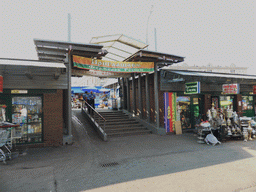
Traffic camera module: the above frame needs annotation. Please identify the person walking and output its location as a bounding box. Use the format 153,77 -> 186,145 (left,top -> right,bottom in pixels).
87,91 -> 96,114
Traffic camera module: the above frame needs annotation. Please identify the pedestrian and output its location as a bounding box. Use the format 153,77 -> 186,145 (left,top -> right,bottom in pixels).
83,91 -> 88,109
88,91 -> 96,114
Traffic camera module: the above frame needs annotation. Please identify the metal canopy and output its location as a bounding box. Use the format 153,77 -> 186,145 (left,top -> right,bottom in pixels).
124,49 -> 185,68
0,58 -> 66,68
34,39 -> 106,63
162,69 -> 256,84
90,34 -> 148,62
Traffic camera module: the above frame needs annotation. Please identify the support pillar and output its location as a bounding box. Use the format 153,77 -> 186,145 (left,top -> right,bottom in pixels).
138,74 -> 142,118
121,78 -> 125,109
126,77 -> 130,112
132,73 -> 136,115
154,63 -> 159,128
146,73 -> 150,122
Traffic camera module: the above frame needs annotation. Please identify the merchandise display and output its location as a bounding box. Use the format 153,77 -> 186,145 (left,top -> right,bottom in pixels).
197,103 -> 256,144
12,97 -> 42,144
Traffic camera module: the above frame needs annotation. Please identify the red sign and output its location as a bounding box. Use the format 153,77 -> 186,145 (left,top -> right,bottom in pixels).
253,86 -> 256,94
0,76 -> 3,93
222,84 -> 239,94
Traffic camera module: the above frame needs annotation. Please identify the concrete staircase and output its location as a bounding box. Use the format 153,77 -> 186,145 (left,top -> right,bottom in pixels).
95,111 -> 151,137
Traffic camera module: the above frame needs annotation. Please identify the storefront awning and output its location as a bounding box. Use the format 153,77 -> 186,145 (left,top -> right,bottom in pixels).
167,70 -> 256,80
162,69 -> 256,85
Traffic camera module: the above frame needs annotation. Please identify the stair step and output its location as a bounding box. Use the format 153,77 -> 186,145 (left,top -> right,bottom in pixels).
103,124 -> 144,129
105,127 -> 148,133
107,130 -> 152,137
99,121 -> 140,126
105,126 -> 146,130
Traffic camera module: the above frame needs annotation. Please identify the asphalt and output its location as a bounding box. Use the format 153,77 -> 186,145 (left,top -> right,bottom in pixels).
1,109 -> 256,192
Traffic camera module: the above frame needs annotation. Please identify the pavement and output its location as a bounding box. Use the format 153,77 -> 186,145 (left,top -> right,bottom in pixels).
0,109 -> 256,192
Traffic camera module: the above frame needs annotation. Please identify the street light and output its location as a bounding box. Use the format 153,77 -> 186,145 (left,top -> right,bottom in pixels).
146,5 -> 154,50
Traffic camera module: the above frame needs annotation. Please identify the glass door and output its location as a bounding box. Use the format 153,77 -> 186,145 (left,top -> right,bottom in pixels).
176,96 -> 191,129
12,96 -> 43,144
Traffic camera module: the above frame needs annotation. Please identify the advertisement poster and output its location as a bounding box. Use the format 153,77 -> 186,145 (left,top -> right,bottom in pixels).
222,84 -> 239,94
164,92 -> 177,133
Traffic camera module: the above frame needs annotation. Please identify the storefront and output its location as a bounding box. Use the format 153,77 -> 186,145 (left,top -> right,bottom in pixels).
0,59 -> 67,147
161,69 -> 256,133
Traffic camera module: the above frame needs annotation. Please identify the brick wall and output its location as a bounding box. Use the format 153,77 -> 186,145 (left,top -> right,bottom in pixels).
43,89 -> 63,147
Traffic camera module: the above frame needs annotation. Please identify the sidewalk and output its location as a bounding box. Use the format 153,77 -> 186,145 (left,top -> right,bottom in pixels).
1,109 -> 256,192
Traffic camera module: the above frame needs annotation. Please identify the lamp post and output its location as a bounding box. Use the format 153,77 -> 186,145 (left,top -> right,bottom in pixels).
146,5 -> 154,50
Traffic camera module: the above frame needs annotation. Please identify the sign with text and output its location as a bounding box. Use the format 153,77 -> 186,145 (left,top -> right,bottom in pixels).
164,92 -> 176,133
222,84 -> 239,94
73,55 -> 154,73
185,82 -> 200,94
11,90 -> 28,94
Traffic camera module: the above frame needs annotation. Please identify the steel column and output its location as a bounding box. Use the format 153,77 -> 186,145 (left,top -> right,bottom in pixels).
67,49 -> 72,141
138,74 -> 142,118
132,73 -> 136,115
154,63 -> 159,128
122,78 -> 125,109
126,78 -> 130,112
145,73 -> 150,122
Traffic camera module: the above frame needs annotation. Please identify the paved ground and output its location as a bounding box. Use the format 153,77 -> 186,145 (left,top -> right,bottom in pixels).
1,109 -> 256,192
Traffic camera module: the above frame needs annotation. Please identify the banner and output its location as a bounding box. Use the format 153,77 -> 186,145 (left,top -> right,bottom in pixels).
73,55 -> 154,73
71,69 -> 131,78
164,92 -> 176,133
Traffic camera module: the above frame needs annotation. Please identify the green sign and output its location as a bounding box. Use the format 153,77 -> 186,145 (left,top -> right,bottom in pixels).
185,82 -> 200,94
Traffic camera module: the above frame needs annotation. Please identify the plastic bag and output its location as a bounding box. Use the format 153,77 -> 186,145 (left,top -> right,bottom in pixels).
205,133 -> 221,146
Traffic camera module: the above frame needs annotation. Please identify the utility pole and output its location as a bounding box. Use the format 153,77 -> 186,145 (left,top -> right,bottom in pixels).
146,5 -> 153,50
68,13 -> 71,42
154,28 -> 157,51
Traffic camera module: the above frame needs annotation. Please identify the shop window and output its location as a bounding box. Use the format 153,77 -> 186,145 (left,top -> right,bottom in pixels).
220,96 -> 234,112
12,97 -> 43,144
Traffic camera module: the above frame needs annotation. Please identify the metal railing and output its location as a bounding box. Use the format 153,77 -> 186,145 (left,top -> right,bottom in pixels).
82,100 -> 107,132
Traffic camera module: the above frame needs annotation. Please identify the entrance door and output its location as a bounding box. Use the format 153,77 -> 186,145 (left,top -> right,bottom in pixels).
176,96 -> 191,129
191,96 -> 202,127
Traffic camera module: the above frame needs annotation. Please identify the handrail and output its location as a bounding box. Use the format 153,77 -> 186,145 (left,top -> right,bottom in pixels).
82,100 -> 107,137
83,100 -> 106,121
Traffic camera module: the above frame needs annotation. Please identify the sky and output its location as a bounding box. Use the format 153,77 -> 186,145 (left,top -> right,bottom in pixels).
1,0 -> 255,74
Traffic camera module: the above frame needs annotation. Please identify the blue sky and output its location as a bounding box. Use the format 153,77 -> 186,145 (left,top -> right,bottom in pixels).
0,0 -> 255,74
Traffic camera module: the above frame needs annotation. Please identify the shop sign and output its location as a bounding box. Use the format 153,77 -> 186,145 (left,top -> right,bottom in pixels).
185,82 -> 200,94
222,84 -> 239,94
164,92 -> 176,133
253,86 -> 256,94
0,75 -> 3,93
11,90 -> 28,94
73,55 -> 154,73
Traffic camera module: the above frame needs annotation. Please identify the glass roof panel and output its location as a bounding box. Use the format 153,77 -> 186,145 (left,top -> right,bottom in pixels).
90,34 -> 148,61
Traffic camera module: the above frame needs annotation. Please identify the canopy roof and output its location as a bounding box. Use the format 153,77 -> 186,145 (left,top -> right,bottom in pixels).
162,69 -> 256,84
124,49 -> 185,68
90,34 -> 148,62
34,39 -> 107,63
0,58 -> 66,68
